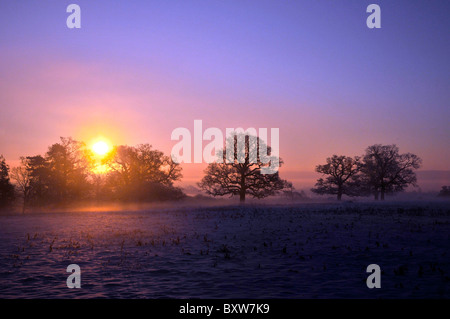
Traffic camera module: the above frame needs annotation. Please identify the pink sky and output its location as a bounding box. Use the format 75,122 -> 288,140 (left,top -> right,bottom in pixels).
0,1 -> 448,192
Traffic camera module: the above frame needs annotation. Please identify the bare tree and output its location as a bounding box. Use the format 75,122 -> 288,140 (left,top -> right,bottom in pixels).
15,137 -> 92,207
10,157 -> 32,213
311,155 -> 361,200
104,144 -> 183,201
45,137 -> 91,203
198,133 -> 288,203
361,144 -> 422,200
107,144 -> 182,186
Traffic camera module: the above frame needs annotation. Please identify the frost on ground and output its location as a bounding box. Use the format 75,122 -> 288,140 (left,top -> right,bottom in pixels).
0,201 -> 448,298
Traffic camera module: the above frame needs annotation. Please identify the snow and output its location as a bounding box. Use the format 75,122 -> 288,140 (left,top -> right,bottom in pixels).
0,201 -> 448,298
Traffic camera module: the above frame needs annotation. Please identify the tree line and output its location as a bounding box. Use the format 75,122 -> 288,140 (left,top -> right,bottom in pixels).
311,144 -> 422,200
197,137 -> 423,202
0,137 -> 184,212
0,135 -> 426,212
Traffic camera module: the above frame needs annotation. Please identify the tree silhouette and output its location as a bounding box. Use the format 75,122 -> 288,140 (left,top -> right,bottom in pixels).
10,138 -> 184,206
21,137 -> 91,206
104,144 -> 183,201
283,182 -> 308,201
23,155 -> 50,206
437,186 -> 450,197
10,157 -> 32,213
0,155 -> 15,209
311,155 -> 362,200
45,137 -> 91,203
198,133 -> 288,203
361,144 -> 422,200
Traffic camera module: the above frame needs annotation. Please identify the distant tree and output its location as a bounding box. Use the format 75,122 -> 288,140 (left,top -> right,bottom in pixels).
23,155 -> 50,206
105,144 -> 183,201
0,155 -> 15,209
282,183 -> 308,201
437,186 -> 450,197
10,157 -> 32,213
311,155 -> 362,200
198,133 -> 288,203
22,137 -> 91,206
361,144 -> 422,200
44,137 -> 91,203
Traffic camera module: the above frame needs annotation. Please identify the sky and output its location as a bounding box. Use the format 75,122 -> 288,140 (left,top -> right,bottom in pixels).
0,0 -> 449,191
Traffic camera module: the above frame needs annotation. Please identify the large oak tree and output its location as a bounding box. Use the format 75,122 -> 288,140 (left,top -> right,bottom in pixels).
361,144 -> 421,200
104,144 -> 183,201
198,133 -> 288,203
311,155 -> 362,200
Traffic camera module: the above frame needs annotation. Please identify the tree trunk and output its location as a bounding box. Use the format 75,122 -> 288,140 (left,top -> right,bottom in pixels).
22,195 -> 27,214
337,185 -> 342,201
239,174 -> 246,204
374,191 -> 379,201
380,188 -> 385,201
239,191 -> 245,203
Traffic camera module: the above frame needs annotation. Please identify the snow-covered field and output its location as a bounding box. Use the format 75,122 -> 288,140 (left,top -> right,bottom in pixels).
0,201 -> 448,298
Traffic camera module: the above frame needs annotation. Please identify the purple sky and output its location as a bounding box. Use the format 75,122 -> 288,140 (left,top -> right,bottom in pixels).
0,1 -> 449,190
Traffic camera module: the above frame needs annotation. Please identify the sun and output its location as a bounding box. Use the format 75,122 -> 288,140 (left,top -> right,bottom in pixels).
92,140 -> 110,156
